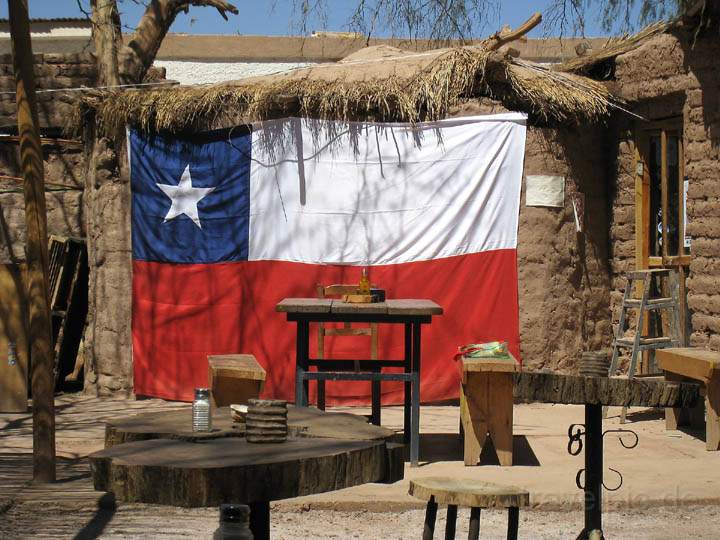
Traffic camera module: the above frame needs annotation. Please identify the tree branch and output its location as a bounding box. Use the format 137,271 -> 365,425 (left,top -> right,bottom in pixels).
483,12 -> 542,51
117,0 -> 238,83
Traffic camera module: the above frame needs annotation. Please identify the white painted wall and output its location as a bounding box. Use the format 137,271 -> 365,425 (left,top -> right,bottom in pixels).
154,61 -> 314,85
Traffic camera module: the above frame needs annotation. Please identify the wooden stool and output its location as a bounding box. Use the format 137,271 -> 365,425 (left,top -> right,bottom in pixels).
460,355 -> 520,466
658,347 -> 720,451
208,354 -> 266,407
409,477 -> 529,540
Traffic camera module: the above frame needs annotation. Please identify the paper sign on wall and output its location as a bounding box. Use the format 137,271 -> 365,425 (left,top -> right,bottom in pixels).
525,175 -> 565,207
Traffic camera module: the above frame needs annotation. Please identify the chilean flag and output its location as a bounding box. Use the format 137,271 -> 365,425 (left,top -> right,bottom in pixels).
130,114 -> 526,403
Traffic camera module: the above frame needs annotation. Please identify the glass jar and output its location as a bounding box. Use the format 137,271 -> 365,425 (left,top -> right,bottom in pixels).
192,388 -> 212,432
213,504 -> 253,540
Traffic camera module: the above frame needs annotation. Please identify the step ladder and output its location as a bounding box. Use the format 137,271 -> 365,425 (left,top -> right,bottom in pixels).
608,269 -> 682,423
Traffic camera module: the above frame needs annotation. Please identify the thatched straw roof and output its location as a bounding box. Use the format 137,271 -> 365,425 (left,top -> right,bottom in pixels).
555,21 -> 671,74
80,41 -> 622,135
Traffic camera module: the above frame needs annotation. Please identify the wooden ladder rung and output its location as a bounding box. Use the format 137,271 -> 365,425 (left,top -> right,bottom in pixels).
616,336 -> 673,347
624,298 -> 675,309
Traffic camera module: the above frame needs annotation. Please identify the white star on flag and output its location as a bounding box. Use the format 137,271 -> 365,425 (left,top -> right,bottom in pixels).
157,164 -> 215,229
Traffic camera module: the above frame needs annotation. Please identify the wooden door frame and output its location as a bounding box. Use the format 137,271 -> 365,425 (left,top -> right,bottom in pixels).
634,117 -> 690,363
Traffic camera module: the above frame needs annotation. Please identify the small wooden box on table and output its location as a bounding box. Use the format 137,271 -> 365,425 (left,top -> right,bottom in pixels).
208,354 -> 266,407
657,347 -> 720,451
460,355 -> 519,466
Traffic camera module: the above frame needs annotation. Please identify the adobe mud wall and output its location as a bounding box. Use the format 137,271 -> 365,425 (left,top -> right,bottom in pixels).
0,53 -> 94,264
610,28 -> 720,349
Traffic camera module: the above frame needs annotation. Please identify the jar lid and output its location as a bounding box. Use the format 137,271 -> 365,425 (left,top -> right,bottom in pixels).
219,503 -> 250,523
194,388 -> 210,398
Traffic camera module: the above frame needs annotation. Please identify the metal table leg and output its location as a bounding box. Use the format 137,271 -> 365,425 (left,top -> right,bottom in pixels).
295,320 -> 310,407
410,322 -> 421,467
404,323 -> 412,444
568,403 -> 638,540
584,404 -> 603,536
249,500 -> 270,540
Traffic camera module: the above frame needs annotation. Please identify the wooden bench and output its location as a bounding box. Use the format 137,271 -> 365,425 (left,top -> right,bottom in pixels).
208,354 -> 266,408
657,347 -> 720,451
460,355 -> 520,466
409,477 -> 529,540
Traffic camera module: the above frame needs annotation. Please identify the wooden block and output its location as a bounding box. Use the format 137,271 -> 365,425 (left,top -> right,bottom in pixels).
408,477 -> 529,508
461,371 -> 514,466
0,264 -> 28,413
341,294 -> 378,303
657,348 -> 720,384
208,354 -> 266,408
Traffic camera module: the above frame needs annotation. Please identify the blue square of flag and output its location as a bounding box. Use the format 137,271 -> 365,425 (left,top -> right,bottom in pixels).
130,128 -> 252,264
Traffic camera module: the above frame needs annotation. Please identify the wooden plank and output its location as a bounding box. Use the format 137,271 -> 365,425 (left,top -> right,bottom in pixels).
462,355 -> 520,376
513,371 -> 700,408
90,436 -> 402,507
657,348 -> 720,384
461,371 -> 514,466
408,477 -> 529,509
385,299 -> 443,315
275,298 -> 332,313
0,264 -> 28,413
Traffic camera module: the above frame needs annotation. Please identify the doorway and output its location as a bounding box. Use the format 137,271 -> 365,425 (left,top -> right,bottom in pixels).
634,118 -> 690,370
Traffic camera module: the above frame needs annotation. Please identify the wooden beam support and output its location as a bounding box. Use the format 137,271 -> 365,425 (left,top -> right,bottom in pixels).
8,0 -> 56,483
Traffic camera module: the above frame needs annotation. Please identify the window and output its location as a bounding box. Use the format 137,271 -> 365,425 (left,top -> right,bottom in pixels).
637,119 -> 689,267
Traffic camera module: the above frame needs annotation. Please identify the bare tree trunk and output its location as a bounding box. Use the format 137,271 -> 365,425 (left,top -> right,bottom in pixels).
118,0 -> 238,84
90,0 -> 123,86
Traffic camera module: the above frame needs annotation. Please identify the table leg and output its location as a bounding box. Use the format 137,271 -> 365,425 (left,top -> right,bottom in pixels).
444,504 -> 457,540
404,323 -> 412,444
371,375 -> 381,426
506,506 -> 519,540
295,321 -> 310,407
249,500 -> 270,540
423,496 -> 437,540
707,377 -> 720,451
410,322 -> 421,467
584,403 -> 603,537
468,507 -> 481,540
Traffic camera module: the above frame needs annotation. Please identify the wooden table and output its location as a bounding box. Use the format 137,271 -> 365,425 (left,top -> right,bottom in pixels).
657,347 -> 720,450
513,371 -> 701,540
460,355 -> 520,466
91,406 -> 403,540
276,298 -> 443,467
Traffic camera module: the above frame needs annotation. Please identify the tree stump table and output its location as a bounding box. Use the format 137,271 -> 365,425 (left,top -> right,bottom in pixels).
91,406 -> 403,540
513,371 -> 701,540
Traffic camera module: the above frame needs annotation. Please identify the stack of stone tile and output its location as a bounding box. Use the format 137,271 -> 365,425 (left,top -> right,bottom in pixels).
245,399 -> 288,443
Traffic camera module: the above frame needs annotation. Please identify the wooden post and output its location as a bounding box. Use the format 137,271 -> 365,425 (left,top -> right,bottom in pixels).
8,0 -> 56,483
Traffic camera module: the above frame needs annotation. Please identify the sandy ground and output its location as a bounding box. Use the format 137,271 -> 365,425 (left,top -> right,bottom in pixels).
1,501 -> 719,539
2,394 -> 720,538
